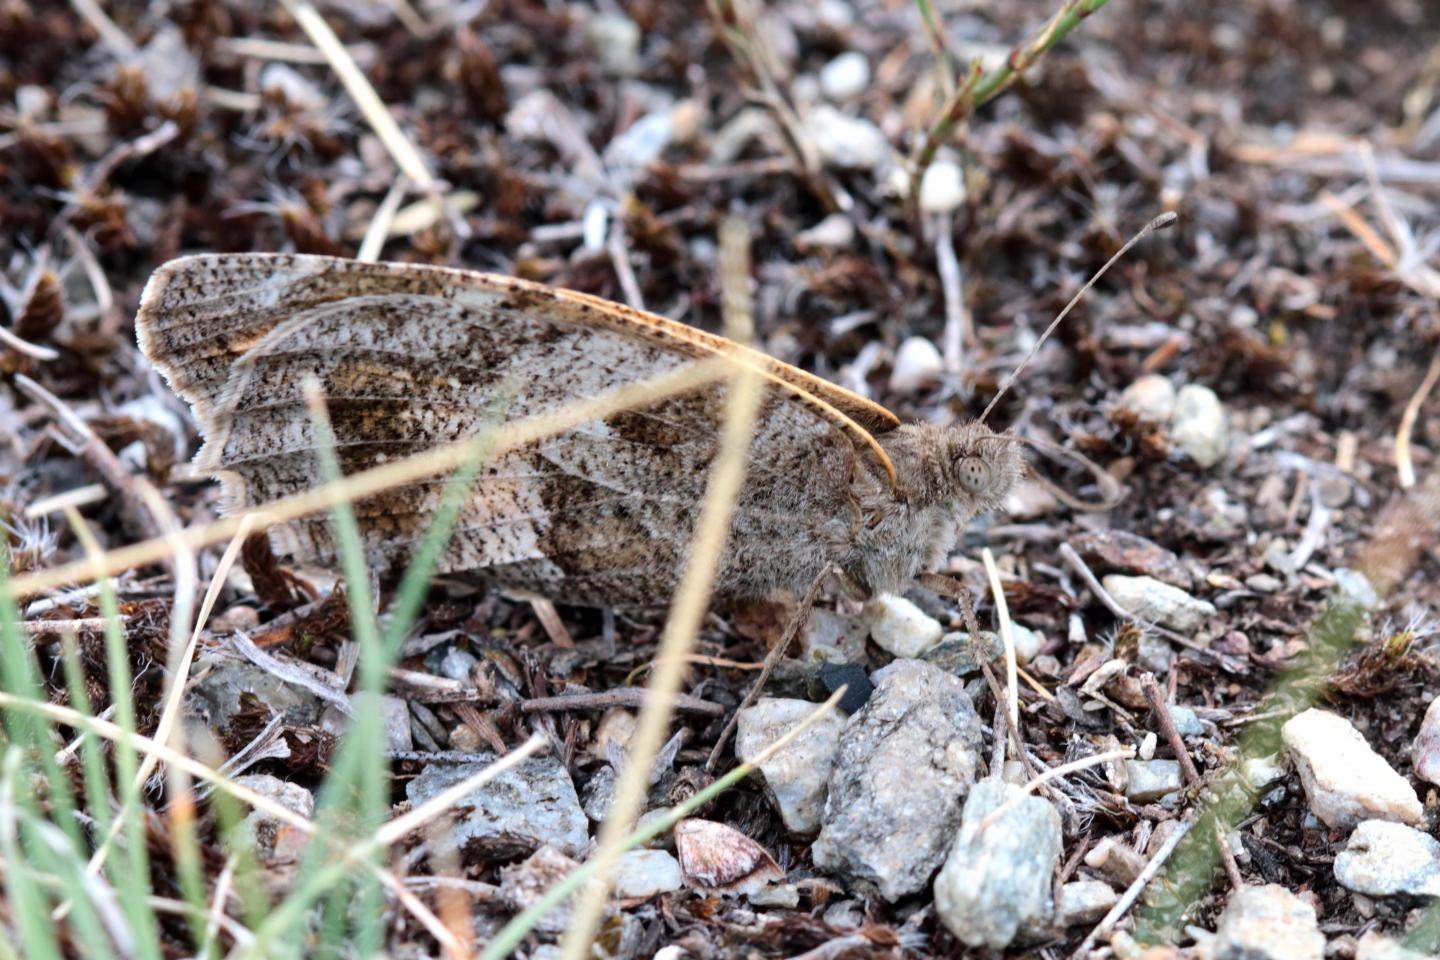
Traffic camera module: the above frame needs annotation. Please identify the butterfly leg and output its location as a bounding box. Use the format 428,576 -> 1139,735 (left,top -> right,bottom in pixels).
916,571 -> 984,641
704,565 -> 835,773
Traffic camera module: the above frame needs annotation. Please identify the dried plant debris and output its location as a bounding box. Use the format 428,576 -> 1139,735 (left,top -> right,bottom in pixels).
4,0 -> 1440,957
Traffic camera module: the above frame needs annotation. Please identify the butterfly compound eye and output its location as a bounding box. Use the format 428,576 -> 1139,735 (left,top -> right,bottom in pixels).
957,456 -> 990,494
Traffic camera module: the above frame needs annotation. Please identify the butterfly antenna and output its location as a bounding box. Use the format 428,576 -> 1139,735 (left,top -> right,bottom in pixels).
978,211 -> 1179,425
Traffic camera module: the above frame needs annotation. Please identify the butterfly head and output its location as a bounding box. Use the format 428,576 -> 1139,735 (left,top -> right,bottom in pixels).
942,420 -> 1025,514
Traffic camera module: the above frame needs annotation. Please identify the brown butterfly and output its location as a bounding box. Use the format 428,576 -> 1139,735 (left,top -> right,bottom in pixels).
136,253 -> 1029,607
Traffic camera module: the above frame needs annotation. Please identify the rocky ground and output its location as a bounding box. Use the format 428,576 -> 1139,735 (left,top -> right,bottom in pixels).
4,0 -> 1440,957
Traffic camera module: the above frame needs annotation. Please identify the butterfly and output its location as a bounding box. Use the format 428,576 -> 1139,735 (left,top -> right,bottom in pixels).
136,252 -> 1028,608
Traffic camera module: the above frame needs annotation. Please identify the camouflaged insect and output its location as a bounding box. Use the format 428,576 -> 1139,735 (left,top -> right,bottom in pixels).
136,254 -> 1024,607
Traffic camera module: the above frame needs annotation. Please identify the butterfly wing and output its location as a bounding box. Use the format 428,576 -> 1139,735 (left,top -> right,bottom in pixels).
137,253 -> 893,604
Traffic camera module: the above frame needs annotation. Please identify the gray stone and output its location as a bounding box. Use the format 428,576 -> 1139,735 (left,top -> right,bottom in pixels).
1118,374 -> 1176,424
1212,884 -> 1324,960
1411,693 -> 1440,787
1170,383 -> 1229,468
1167,704 -> 1205,737
933,779 -> 1063,949
1102,575 -> 1216,634
581,764 -> 617,823
187,658 -> 324,733
812,659 -> 983,900
438,647 -> 479,682
1334,820 -> 1440,898
863,594 -> 943,657
405,756 -> 588,859
1246,573 -> 1284,593
1054,879 -> 1118,928
612,849 -> 683,899
347,692 -> 411,753
748,883 -> 800,908
1281,708 -> 1422,830
921,630 -> 1003,676
819,51 -> 870,100
736,698 -> 845,834
1123,759 -> 1183,802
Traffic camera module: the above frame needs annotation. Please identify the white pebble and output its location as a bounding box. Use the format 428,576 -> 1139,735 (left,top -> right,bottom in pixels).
819,51 -> 870,101
1281,708 -> 1423,830
863,594 -> 943,658
919,161 -> 965,214
1118,374 -> 1177,424
1170,383 -> 1229,468
888,336 -> 943,395
1008,623 -> 1044,664
795,213 -> 855,252
585,12 -> 641,74
1102,575 -> 1216,634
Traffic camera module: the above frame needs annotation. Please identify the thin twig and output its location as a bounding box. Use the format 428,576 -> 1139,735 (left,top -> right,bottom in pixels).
13,617 -> 117,636
68,0 -> 136,55
357,176 -> 410,262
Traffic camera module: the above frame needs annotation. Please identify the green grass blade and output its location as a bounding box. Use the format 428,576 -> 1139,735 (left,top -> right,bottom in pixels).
0,748 -> 64,960
91,562 -> 163,960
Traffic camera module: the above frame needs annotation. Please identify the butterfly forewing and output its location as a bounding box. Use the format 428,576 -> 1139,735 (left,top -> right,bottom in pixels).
137,254 -> 878,604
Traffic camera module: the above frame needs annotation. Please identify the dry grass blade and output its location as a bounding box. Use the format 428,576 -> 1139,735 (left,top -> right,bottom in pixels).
559,219 -> 766,959
356,176 -> 410,262
281,0 -> 437,190
4,357 -> 731,600
68,0 -> 136,55
1396,337 -> 1440,489
981,547 -> 1019,732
